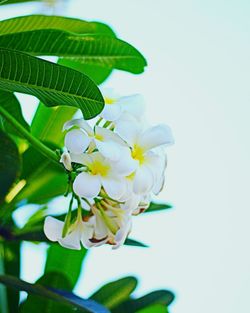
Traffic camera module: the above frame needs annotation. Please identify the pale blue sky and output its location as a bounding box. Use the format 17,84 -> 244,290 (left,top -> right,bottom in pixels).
1,1 -> 250,312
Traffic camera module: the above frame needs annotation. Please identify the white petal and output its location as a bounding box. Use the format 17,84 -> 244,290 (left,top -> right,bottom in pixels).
115,120 -> 141,147
139,124 -> 174,151
70,152 -> 93,166
92,208 -> 109,240
44,216 -> 63,242
60,151 -> 72,171
119,94 -> 145,118
73,172 -> 101,198
121,194 -> 141,212
95,140 -> 122,161
80,223 -> 94,248
100,103 -> 122,121
102,176 -> 126,200
58,226 -> 82,250
95,126 -> 126,145
65,129 -> 91,154
112,147 -> 138,176
113,217 -> 132,249
133,166 -> 154,195
63,118 -> 93,136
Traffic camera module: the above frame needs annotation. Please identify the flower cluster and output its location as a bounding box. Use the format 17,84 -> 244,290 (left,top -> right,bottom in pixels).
44,89 -> 174,249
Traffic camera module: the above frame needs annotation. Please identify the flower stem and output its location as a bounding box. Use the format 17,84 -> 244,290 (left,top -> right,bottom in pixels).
0,106 -> 58,164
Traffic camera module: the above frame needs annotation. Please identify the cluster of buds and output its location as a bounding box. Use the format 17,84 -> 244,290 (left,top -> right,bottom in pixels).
44,90 -> 174,249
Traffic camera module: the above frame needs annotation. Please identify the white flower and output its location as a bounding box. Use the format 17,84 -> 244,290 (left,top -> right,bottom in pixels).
44,215 -> 94,250
100,89 -> 145,122
63,119 -> 126,161
72,152 -> 132,200
116,121 -> 174,195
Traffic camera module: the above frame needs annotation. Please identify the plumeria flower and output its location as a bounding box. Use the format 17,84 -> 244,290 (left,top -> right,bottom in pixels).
115,121 -> 174,195
63,119 -> 126,161
89,203 -> 132,249
72,152 -> 133,200
100,89 -> 145,122
60,151 -> 72,171
44,215 -> 94,250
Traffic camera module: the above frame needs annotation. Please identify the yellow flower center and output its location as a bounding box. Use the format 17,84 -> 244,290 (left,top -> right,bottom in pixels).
90,160 -> 110,176
126,172 -> 135,181
95,133 -> 104,141
132,145 -> 145,164
104,97 -> 116,105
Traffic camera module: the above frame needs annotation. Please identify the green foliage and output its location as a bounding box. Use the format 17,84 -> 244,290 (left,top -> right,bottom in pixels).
0,274 -> 110,313
0,91 -> 29,137
145,202 -> 172,213
0,130 -> 21,202
45,244 -> 87,289
136,304 -> 168,313
112,290 -> 174,313
0,48 -> 104,119
90,276 -> 138,309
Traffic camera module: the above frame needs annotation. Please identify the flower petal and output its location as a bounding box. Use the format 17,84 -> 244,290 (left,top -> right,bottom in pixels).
100,102 -> 122,121
115,120 -> 141,147
113,217 -> 132,249
63,118 -> 93,136
133,166 -> 154,195
102,176 -> 126,200
95,140 -> 122,161
119,94 -> 145,118
139,124 -> 174,151
60,151 -> 72,171
73,172 -> 101,198
58,227 -> 82,250
44,216 -> 63,242
112,147 -> 138,176
70,152 -> 93,166
65,129 -> 91,154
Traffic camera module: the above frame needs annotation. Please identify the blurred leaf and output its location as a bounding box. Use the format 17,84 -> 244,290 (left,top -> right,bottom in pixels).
113,290 -> 174,313
90,276 -> 137,309
136,304 -> 168,313
31,105 -> 77,147
3,241 -> 20,313
0,47 -> 104,119
0,91 -> 30,137
124,238 -> 148,248
0,274 -> 110,313
45,244 -> 88,289
0,130 -> 21,202
0,15 -> 115,36
20,272 -> 73,313
145,202 -> 172,213
0,0 -> 41,4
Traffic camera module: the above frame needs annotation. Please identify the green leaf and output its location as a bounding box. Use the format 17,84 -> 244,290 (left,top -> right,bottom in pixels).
3,241 -> 20,313
0,91 -> 30,137
0,274 -> 110,313
124,238 -> 148,248
90,276 -> 138,309
0,47 -> 104,119
136,304 -> 168,313
45,244 -> 88,289
0,15 -> 115,36
0,130 -> 21,202
0,30 -> 146,74
113,290 -> 175,313
31,104 -> 77,147
145,202 -> 172,213
60,59 -> 112,86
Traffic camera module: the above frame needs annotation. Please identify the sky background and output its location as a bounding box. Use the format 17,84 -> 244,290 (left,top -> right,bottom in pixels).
1,1 -> 250,312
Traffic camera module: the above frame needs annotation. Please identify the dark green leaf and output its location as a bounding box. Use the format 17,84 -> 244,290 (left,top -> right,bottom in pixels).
45,244 -> 88,289
0,48 -> 104,119
124,238 -> 148,248
113,290 -> 175,313
90,276 -> 137,309
0,274 -> 110,313
0,130 -> 21,202
145,202 -> 172,213
3,241 -> 20,313
0,91 -> 30,137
